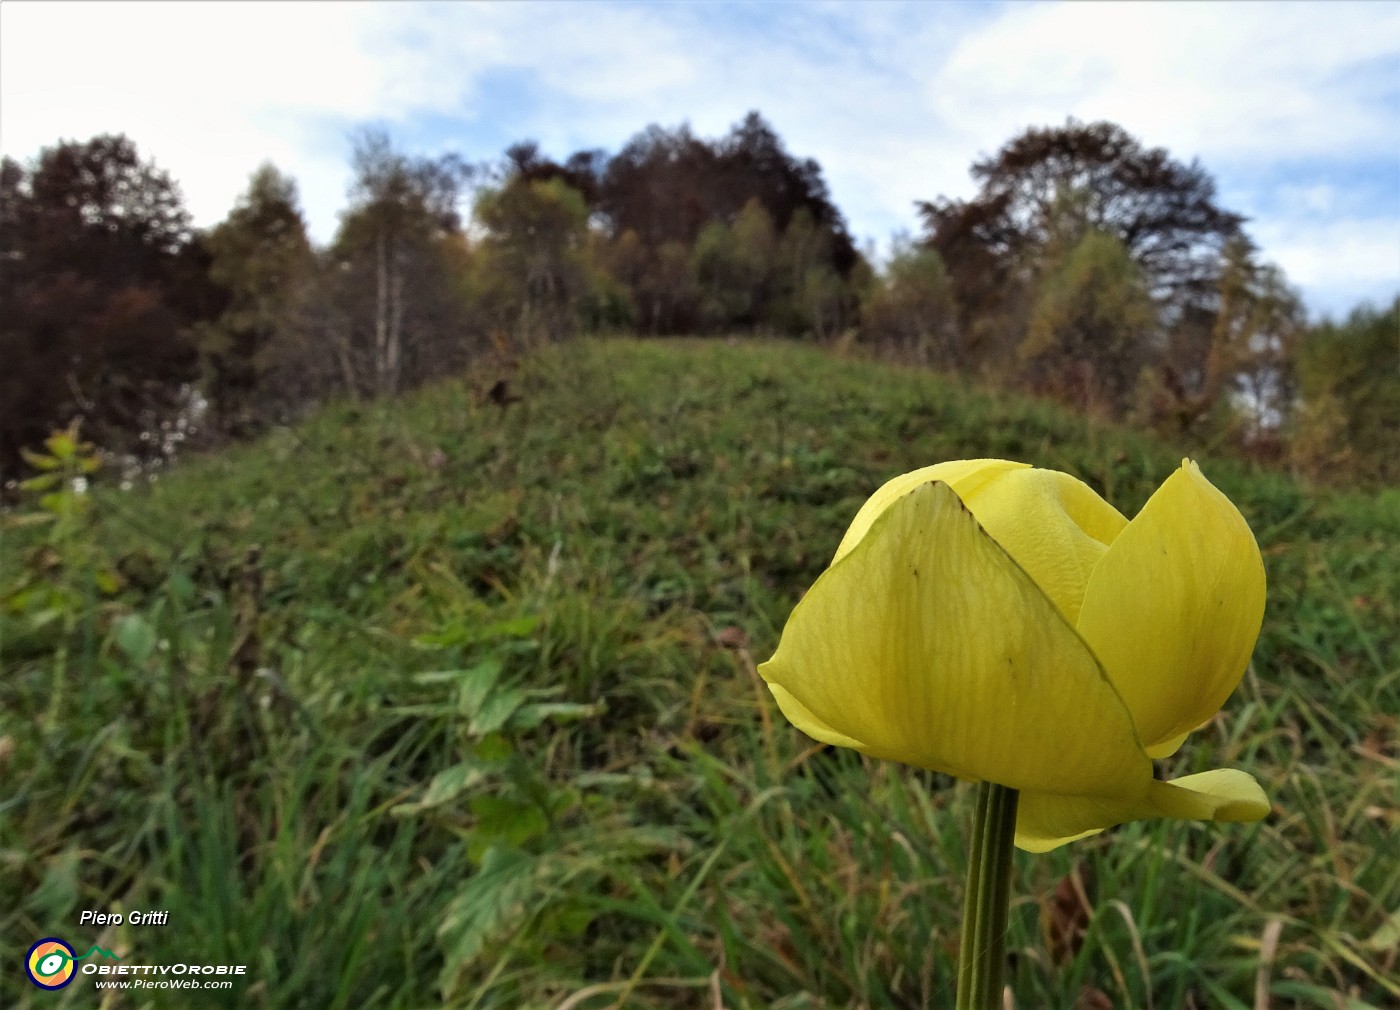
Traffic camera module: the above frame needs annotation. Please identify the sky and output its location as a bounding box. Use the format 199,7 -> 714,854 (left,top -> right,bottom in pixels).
2,0 -> 1397,321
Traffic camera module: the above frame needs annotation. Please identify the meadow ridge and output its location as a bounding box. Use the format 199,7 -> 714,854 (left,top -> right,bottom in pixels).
3,338 -> 1397,1009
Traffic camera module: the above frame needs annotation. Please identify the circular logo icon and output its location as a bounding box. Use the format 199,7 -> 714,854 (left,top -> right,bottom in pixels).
27,937 -> 77,990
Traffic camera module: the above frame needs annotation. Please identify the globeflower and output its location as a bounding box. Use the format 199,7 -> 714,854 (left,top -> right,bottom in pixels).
759,458 -> 1269,852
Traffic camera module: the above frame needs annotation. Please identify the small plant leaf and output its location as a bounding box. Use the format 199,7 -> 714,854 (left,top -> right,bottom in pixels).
393,760 -> 494,815
469,687 -> 528,736
112,613 -> 158,663
437,845 -> 539,1000
19,446 -> 59,471
509,700 -> 604,729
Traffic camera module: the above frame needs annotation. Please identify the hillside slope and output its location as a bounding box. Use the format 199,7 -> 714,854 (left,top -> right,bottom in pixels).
4,338 -> 1397,1009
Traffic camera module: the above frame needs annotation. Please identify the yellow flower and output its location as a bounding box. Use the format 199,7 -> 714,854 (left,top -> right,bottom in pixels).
759,459 -> 1269,852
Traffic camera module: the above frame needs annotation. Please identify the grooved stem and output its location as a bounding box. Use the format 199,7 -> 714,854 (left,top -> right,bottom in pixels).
954,781 -> 1019,1010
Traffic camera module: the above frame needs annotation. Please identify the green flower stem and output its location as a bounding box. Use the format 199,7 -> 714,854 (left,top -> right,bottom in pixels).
955,781 -> 1019,1010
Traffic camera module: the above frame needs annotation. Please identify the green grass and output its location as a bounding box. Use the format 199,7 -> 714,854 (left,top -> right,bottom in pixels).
3,337 -> 1397,1009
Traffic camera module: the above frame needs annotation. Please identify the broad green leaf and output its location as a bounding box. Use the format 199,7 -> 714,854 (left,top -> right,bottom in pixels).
437,845 -> 539,1000
112,613 -> 157,664
470,687 -> 528,736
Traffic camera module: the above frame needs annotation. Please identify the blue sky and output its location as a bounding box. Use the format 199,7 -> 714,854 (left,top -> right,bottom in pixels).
2,0 -> 1397,320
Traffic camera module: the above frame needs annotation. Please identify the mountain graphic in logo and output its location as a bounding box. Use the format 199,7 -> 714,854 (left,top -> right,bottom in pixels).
26,937 -> 121,990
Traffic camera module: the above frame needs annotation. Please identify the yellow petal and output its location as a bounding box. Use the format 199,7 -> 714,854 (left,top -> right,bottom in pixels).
1013,795 -> 1123,852
954,468 -> 1128,623
765,681 -> 870,751
1076,461 -> 1266,752
1143,769 -> 1270,822
832,459 -> 1028,563
1145,730 -> 1191,759
1015,768 -> 1270,852
760,480 -> 1150,796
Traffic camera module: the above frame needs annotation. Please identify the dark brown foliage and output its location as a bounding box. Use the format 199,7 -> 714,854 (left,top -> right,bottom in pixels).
0,136 -> 225,478
591,112 -> 858,332
924,120 -> 1244,300
918,119 -> 1245,376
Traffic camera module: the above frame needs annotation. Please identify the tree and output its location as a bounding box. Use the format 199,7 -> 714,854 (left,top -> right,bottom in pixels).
714,113 -> 858,275
1023,228 -> 1158,413
579,230 -> 636,333
918,120 -> 1244,379
730,197 -> 778,323
485,114 -> 863,337
0,136 -> 222,476
198,163 -> 315,431
594,113 -> 861,333
1137,236 -> 1306,438
596,229 -> 650,320
596,123 -> 717,253
331,129 -> 473,396
651,241 -> 699,335
1210,239 -> 1305,441
1003,185 -> 1159,410
771,208 -> 845,338
502,140 -> 606,205
861,239 -> 960,365
691,198 -> 776,332
691,221 -> 745,332
1292,297 -> 1400,482
473,176 -> 591,347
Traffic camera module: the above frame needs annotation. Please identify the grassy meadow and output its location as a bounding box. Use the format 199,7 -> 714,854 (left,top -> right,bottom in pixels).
3,338 -> 1398,1009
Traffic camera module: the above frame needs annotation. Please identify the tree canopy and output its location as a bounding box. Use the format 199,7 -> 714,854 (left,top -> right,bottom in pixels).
1,135 -> 223,476
2,115 -> 1392,487
198,163 -> 315,432
918,120 -> 1245,374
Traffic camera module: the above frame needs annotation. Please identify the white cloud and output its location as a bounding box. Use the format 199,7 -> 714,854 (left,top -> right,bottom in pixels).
930,1 -> 1400,164
1252,216 -> 1400,319
2,2 -> 402,235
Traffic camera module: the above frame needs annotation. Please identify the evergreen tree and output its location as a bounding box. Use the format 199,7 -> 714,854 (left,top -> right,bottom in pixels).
198,163 -> 315,431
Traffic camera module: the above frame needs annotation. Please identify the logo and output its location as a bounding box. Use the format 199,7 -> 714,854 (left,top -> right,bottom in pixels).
25,938 -> 121,990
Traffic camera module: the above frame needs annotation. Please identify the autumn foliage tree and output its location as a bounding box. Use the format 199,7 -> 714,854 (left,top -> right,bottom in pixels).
860,238 -> 959,366
327,130 -> 475,397
691,198 -> 776,332
472,175 -> 593,347
6,116 -> 1382,488
1292,298 -> 1400,481
0,135 -> 223,476
917,120 -> 1246,412
1021,202 -> 1158,414
589,113 -> 861,334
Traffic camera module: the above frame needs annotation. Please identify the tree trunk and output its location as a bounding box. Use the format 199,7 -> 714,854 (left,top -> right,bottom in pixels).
374,227 -> 390,395
388,255 -> 405,395
334,325 -> 359,400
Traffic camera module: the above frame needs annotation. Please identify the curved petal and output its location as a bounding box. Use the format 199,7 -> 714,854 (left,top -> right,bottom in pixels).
832,459 -> 1028,563
956,468 -> 1128,623
1143,769 -> 1270,822
1076,461 -> 1266,752
760,480 -> 1150,796
1013,795 -> 1123,853
1015,768 -> 1270,852
765,682 -> 870,751
1145,730 -> 1191,760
